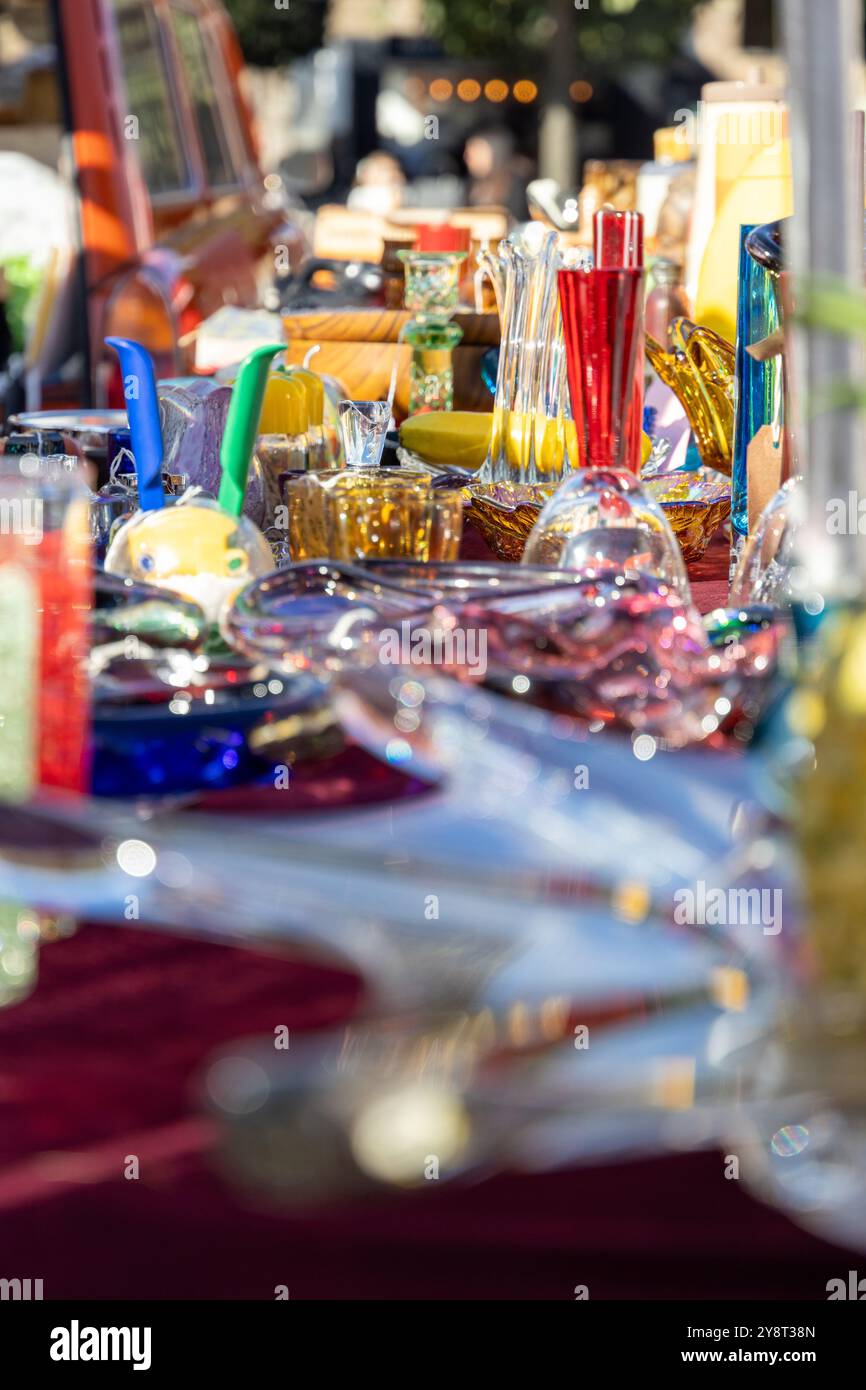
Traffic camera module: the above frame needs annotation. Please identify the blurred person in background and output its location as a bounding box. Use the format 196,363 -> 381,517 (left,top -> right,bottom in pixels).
464,126 -> 532,219
347,150 -> 406,215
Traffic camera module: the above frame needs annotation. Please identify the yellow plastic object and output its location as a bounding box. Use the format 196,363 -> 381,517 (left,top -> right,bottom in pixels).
401,410 -> 653,476
400,411 -> 491,470
259,375 -> 308,436
105,496 -> 273,624
287,367 -> 325,427
646,319 -> 735,476
694,137 -> 793,342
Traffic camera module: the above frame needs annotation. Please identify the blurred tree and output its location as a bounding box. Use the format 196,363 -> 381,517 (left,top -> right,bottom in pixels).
222,0 -> 325,67
424,0 -> 705,69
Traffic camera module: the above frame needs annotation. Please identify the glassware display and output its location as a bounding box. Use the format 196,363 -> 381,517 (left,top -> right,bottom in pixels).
477,222 -> 583,486
0,454 -> 92,792
255,374 -> 310,527
225,557 -> 776,749
558,265 -> 643,473
283,467 -> 462,564
645,317 -> 736,475
338,399 -> 391,469
9,409 -> 126,480
641,469 -> 730,562
0,555 -> 38,799
91,568 -> 208,653
398,250 -> 467,415
156,379 -> 266,528
92,654 -> 329,799
427,489 -> 464,562
744,217 -> 785,278
225,560 -> 600,676
731,223 -> 783,541
462,480 -> 557,561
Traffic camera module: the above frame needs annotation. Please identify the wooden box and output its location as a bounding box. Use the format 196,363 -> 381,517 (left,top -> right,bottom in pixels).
281,308 -> 499,417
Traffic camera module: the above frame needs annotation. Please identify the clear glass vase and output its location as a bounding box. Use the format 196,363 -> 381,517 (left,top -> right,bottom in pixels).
478,223 -> 585,487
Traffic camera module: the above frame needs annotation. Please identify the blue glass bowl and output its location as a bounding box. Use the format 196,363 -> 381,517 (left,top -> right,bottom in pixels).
92,656 -> 331,799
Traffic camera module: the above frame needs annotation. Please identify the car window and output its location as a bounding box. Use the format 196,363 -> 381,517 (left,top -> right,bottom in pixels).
111,1 -> 191,197
170,6 -> 237,188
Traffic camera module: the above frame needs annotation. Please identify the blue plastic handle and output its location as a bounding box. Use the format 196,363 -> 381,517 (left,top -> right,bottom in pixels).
105,337 -> 165,510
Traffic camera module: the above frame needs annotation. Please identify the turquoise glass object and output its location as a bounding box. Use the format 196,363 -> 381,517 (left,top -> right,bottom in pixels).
732,223 -> 781,538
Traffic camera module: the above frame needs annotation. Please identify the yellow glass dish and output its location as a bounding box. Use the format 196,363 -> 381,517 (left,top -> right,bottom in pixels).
645,318 -> 735,477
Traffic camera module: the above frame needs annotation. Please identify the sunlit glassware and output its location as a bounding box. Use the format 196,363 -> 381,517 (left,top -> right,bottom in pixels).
338,399 -> 392,470
645,317 -> 736,477
731,222 -> 784,543
283,467 -> 462,564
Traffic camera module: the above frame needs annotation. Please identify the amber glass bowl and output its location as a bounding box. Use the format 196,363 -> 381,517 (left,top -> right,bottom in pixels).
464,470 -> 730,564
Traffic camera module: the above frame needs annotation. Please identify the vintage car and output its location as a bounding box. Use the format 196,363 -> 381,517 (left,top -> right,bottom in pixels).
0,0 -> 306,412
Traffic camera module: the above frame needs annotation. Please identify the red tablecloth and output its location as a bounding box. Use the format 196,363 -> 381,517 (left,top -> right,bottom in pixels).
460,521 -> 732,617
2,531 -> 851,1300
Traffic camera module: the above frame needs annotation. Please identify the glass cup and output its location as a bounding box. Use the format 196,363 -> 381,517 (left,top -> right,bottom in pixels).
427,489 -> 464,562
285,468 -> 436,562
338,400 -> 391,469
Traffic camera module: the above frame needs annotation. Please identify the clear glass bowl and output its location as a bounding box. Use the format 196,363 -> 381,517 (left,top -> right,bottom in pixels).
224,559 -> 755,747
522,467 -> 690,594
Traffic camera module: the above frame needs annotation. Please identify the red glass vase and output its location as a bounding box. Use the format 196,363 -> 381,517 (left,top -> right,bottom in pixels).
558,266 -> 645,473
593,209 -> 645,472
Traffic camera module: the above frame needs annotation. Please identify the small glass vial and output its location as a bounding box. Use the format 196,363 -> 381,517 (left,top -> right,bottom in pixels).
645,260 -> 691,347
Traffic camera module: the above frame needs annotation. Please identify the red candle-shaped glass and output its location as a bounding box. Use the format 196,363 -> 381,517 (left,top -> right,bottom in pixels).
593,208 -> 645,472
523,264 -> 688,593
558,265 -> 644,472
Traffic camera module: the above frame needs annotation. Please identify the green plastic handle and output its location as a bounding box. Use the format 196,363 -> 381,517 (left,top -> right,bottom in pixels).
218,343 -> 284,516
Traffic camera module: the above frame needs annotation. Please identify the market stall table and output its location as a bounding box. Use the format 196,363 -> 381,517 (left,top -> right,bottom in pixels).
2,533 -> 841,1301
